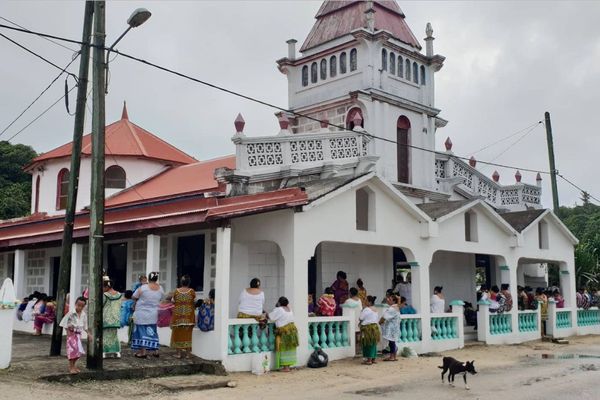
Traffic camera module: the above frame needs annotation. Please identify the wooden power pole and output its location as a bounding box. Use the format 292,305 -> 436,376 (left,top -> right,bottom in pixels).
544,111 -> 560,213
87,0 -> 106,370
50,0 -> 94,357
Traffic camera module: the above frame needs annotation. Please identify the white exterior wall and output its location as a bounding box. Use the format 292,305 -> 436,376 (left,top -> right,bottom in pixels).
430,252 -> 477,307
318,242 -> 391,302
31,157 -> 170,215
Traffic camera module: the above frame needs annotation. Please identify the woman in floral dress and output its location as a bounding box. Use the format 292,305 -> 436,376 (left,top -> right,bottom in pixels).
103,279 -> 123,358
171,275 -> 196,358
380,294 -> 401,361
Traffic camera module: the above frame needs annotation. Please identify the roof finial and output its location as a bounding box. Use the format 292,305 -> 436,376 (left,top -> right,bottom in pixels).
121,101 -> 129,120
444,137 -> 452,151
365,0 -> 375,32
424,22 -> 435,57
515,170 -> 522,183
234,113 -> 245,133
492,170 -> 500,182
469,156 -> 476,168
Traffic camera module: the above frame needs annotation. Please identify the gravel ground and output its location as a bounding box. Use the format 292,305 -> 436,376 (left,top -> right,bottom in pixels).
2,336 -> 600,400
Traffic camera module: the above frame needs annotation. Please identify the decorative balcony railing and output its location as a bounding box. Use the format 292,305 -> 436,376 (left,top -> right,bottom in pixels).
228,319 -> 276,355
430,315 -> 459,340
435,156 -> 541,211
556,310 -> 572,329
489,313 -> 512,335
232,129 -> 373,174
308,317 -> 351,350
518,310 -> 538,332
399,315 -> 422,343
577,308 -> 600,326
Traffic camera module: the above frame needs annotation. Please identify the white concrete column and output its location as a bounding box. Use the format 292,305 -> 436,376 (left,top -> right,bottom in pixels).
146,234 -> 161,278
546,300 -> 557,337
505,262 -> 519,339
477,302 -> 491,343
288,244 -> 311,365
411,257 -> 432,350
69,244 -> 83,310
13,250 -> 25,299
451,301 -> 465,348
214,227 -> 232,360
560,261 -> 576,308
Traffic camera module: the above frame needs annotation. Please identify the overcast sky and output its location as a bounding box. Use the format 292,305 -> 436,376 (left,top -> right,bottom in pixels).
1,1 -> 599,208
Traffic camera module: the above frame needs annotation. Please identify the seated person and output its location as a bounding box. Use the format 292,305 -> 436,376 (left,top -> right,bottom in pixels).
399,296 -> 417,314
198,289 -> 215,332
317,287 -> 336,317
33,296 -> 56,335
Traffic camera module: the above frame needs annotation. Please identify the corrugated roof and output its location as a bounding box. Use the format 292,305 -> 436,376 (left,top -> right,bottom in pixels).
105,155 -> 236,207
417,199 -> 474,220
300,0 -> 420,52
29,104 -> 197,167
0,188 -> 308,248
499,209 -> 546,233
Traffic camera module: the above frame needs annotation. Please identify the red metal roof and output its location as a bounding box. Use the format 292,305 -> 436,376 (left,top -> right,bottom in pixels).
105,155 -> 236,207
28,103 -> 197,167
301,0 -> 421,52
0,188 -> 308,248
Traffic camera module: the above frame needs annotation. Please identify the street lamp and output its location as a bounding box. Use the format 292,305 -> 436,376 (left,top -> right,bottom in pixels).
105,8 -> 151,93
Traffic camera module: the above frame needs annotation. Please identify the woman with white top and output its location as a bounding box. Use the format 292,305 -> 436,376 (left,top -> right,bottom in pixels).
237,278 -> 265,319
430,286 -> 445,314
268,296 -> 299,372
359,295 -> 380,365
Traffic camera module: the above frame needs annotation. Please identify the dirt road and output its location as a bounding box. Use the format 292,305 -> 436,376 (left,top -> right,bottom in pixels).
2,336 -> 600,400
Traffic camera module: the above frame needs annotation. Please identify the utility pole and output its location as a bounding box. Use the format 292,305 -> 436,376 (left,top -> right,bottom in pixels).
50,0 -> 94,357
544,111 -> 560,213
87,0 -> 106,370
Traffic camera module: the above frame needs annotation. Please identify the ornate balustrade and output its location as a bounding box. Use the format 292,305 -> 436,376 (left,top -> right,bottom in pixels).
399,315 -> 422,343
232,130 -> 373,174
577,308 -> 600,326
488,313 -> 512,335
435,156 -> 541,210
556,310 -> 572,329
430,315 -> 459,340
228,319 -> 276,355
518,310 -> 538,332
308,317 -> 351,350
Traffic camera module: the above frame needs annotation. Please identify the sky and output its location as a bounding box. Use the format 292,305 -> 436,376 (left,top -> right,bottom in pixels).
0,0 -> 599,209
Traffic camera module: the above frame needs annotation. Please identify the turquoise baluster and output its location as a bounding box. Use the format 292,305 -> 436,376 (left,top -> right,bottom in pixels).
342,321 -> 349,346
406,319 -> 414,342
501,315 -> 507,333
268,324 -> 276,351
453,317 -> 458,338
320,322 -> 328,349
308,324 -> 314,349
438,318 -> 445,339
251,325 -> 260,353
325,322 -> 334,348
312,323 -> 320,348
233,325 -> 242,354
335,321 -> 343,347
431,318 -> 438,340
490,315 -> 496,335
260,325 -> 269,351
228,326 -> 234,354
414,319 -> 421,341
399,319 -> 406,342
242,325 -> 251,353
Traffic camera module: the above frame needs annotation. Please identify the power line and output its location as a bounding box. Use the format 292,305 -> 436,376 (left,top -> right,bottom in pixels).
557,174 -> 600,205
0,15 -> 79,53
0,32 -> 77,78
0,22 -> 553,176
0,53 -> 80,138
469,121 -> 543,156
6,85 -> 76,143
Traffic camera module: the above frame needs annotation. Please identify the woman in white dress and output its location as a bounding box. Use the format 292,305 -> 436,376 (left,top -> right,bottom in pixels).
430,286 -> 445,314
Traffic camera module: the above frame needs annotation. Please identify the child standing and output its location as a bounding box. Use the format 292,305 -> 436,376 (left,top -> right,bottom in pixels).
359,295 -> 380,365
59,296 -> 91,374
381,294 -> 401,361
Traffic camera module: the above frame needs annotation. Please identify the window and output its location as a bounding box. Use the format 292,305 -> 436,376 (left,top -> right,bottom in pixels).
340,52 -> 347,74
398,56 -> 404,78
311,62 -> 318,83
105,165 -> 126,189
390,52 -> 396,75
346,107 -> 364,130
302,66 -> 308,87
34,176 -> 40,213
465,211 -> 478,242
330,56 -> 337,77
56,168 -> 69,210
412,62 -> 419,84
538,220 -> 549,249
381,49 -> 388,71
420,65 -> 426,86
397,116 -> 410,184
405,59 -> 411,80
356,187 -> 375,231
350,48 -> 357,71
320,59 -> 327,80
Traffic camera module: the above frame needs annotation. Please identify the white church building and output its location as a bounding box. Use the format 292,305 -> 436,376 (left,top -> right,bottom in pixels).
0,0 -> 594,371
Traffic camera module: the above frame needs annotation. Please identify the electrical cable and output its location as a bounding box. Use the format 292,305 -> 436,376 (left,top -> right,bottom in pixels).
0,15 -> 79,53
0,22 -> 554,175
557,174 -> 600,205
469,121 -> 543,156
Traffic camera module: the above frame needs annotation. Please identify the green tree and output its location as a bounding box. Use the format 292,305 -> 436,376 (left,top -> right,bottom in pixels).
0,141 -> 37,220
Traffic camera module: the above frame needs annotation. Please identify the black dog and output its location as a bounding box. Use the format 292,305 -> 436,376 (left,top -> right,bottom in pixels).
438,357 -> 477,390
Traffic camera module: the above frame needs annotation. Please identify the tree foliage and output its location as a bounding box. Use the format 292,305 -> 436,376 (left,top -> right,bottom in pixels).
558,203 -> 600,289
0,141 -> 37,220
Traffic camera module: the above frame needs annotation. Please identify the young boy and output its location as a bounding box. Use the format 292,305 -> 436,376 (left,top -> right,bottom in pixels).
59,296 -> 91,374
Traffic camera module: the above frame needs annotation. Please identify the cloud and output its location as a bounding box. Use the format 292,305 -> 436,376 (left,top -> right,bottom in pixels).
0,0 -> 598,207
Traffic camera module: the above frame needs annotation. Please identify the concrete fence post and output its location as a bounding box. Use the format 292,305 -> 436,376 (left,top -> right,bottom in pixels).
477,300 -> 491,343
0,278 -> 17,369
